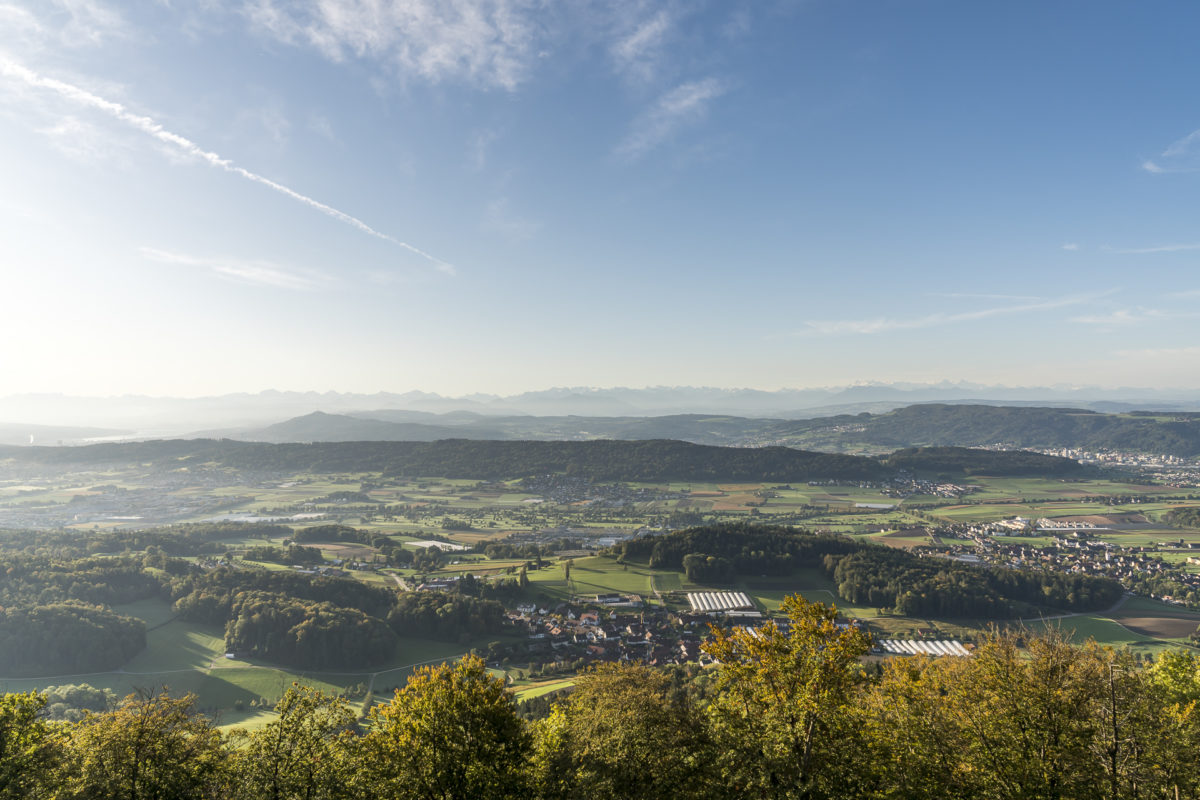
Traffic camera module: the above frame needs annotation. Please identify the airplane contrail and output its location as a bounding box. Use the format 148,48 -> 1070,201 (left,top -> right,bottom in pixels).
0,57 -> 456,276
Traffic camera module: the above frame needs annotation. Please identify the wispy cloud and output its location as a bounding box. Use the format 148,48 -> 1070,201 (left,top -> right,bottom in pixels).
246,0 -> 542,91
1163,128 -> 1200,157
1112,243 -> 1200,255
1114,344 -> 1200,360
139,247 -> 326,291
929,292 -> 1041,302
1061,242 -> 1079,251
1069,308 -> 1168,326
467,128 -> 498,170
0,3 -> 44,40
0,57 -> 456,275
1143,127 -> 1200,174
615,77 -> 727,160
610,9 -> 673,82
37,114 -> 127,163
51,0 -> 127,47
0,0 -> 128,52
796,292 -> 1112,337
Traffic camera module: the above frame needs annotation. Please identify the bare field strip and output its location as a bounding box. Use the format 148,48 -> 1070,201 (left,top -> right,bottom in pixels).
1111,615 -> 1199,639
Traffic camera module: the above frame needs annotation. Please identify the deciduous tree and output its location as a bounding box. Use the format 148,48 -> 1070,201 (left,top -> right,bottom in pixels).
228,684 -> 356,800
530,662 -> 714,800
0,691 -> 61,800
359,655 -> 529,800
702,595 -> 871,799
62,690 -> 227,800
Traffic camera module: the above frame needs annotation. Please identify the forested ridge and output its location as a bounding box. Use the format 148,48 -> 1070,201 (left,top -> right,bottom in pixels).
0,437 -> 1079,480
0,438 -> 887,481
6,598 -> 1200,800
880,445 -> 1083,475
780,403 -> 1200,455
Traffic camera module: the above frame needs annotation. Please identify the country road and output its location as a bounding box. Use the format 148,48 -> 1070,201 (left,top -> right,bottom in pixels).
1016,591 -> 1132,624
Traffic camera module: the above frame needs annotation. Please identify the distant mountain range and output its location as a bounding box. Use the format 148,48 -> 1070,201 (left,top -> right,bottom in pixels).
218,404 -> 1200,457
0,383 -> 1197,438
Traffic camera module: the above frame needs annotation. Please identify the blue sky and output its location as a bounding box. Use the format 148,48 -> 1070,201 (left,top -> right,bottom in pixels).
2,0 -> 1200,397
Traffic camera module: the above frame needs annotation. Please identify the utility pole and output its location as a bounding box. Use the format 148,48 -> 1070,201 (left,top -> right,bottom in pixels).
1108,663 -> 1121,800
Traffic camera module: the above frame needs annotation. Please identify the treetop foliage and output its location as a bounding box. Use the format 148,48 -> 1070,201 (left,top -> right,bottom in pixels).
8,597 -> 1200,800
361,654 -> 530,800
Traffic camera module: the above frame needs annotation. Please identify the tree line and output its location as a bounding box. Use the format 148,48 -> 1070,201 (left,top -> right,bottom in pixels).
6,596 -> 1200,800
0,523 -> 290,560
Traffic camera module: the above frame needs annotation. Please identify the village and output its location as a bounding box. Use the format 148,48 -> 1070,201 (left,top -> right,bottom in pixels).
936,521 -> 1200,605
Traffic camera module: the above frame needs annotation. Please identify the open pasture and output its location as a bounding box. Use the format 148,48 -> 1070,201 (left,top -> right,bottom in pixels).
1109,596 -> 1200,638
712,493 -> 758,511
514,678 -> 576,701
1114,615 -> 1199,639
434,559 -> 527,576
530,557 -> 650,600
112,598 -> 178,628
1018,615 -> 1180,658
873,529 -> 933,549
968,477 -> 1178,501
310,542 -> 377,559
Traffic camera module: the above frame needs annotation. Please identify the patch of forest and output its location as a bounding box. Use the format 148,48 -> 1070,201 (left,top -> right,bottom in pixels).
169,567 -> 508,669
611,522 -> 1122,616
0,540 -> 513,675
0,603 -> 145,676
1169,507 -> 1200,528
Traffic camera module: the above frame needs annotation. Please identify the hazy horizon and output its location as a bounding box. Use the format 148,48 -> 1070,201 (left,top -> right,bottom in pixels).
4,378 -> 1200,403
